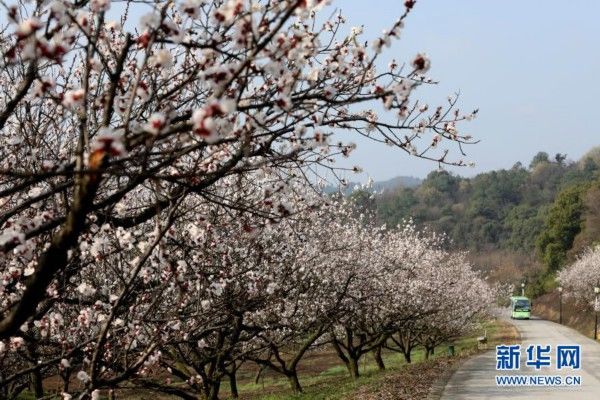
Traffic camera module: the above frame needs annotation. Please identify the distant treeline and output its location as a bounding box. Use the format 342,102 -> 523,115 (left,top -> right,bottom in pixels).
351,148 -> 600,291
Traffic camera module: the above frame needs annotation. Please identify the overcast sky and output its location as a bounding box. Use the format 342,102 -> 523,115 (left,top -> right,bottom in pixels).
331,0 -> 600,182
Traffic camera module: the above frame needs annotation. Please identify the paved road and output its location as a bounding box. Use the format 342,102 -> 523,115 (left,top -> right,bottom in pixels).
441,315 -> 600,399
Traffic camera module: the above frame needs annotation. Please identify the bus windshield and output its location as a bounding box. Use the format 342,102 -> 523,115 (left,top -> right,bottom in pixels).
514,299 -> 530,311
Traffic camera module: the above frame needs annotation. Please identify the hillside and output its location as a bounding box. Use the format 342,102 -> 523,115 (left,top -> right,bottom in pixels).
324,175 -> 422,194
352,149 -> 600,292
372,175 -> 422,191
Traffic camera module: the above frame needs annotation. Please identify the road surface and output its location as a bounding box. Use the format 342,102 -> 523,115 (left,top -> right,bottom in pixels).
441,316 -> 600,399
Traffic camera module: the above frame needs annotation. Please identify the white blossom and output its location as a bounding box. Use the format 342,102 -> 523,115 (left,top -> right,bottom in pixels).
76,370 -> 90,383
62,89 -> 86,109
90,0 -> 110,12
411,52 -> 431,73
76,282 -> 96,296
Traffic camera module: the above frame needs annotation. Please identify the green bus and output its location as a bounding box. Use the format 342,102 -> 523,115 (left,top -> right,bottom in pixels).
510,296 -> 531,319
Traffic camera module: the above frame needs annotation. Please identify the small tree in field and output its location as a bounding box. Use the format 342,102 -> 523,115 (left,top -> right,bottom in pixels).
0,0 -> 479,398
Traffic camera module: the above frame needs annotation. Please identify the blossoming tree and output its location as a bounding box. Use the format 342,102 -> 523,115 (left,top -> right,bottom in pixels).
0,0 -> 480,398
329,226 -> 491,377
558,246 -> 600,306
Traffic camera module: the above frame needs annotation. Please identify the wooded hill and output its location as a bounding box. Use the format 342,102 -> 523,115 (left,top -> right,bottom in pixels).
351,148 -> 600,293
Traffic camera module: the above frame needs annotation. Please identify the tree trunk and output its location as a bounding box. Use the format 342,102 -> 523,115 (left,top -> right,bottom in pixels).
228,371 -> 239,399
330,332 -> 360,379
373,346 -> 385,371
287,370 -> 303,394
254,365 -> 266,385
208,379 -> 221,400
425,347 -> 432,360
403,349 -> 412,364
31,370 -> 44,399
347,356 -> 360,379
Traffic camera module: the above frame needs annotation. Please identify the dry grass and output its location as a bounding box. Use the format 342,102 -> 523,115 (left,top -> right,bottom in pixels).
534,292 -> 598,339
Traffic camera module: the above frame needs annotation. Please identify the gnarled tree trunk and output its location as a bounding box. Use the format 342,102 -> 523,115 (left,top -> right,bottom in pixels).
373,345 -> 385,371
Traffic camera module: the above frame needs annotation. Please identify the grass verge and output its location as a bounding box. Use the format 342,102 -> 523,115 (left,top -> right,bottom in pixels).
230,318 -> 518,400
